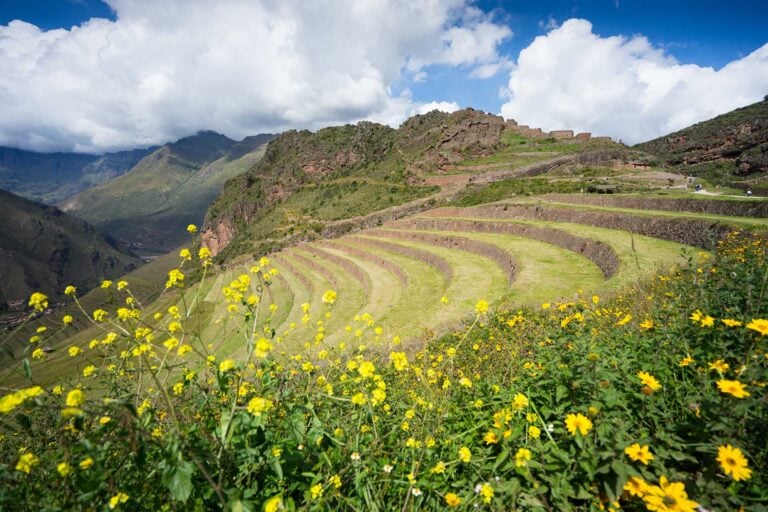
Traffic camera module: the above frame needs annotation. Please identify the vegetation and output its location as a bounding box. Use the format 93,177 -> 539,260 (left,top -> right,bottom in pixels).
0,227 -> 765,510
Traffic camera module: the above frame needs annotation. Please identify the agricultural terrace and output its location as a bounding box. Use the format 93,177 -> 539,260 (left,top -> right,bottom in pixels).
0,196 -> 766,510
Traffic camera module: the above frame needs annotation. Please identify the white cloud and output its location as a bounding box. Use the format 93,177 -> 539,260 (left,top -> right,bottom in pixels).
500,19 -> 768,144
410,101 -> 461,116
0,0 -> 511,152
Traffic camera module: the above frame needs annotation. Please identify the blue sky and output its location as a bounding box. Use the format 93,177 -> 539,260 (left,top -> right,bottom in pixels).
0,1 -> 766,151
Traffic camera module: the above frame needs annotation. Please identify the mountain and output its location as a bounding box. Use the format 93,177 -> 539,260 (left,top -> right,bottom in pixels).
59,131 -> 274,255
635,99 -> 768,184
202,109 -> 511,258
0,188 -> 143,311
0,146 -> 154,204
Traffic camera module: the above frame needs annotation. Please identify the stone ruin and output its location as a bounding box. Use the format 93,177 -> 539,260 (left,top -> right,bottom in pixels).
504,119 -> 611,142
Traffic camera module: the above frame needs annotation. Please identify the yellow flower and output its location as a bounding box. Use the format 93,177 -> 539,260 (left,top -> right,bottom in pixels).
624,443 -> 654,464
83,365 -> 96,377
351,393 -> 366,406
689,309 -> 702,322
678,355 -> 694,367
389,351 -> 408,371
165,268 -> 185,288
218,359 -> 236,373
179,248 -> 192,261
640,319 -> 654,330
264,496 -> 283,512
458,446 -> 471,463
700,315 -> 715,327
528,425 -> 541,439
79,457 -> 94,470
512,393 -> 528,411
440,296 -> 449,304
31,348 -> 45,359
445,492 -> 461,507
15,452 -> 39,473
636,371 -> 662,391
247,397 -> 273,417
475,299 -> 489,314
28,292 -> 48,312
431,461 -> 446,474
564,413 -> 592,436
643,476 -> 698,512
186,224 -> 197,234
515,447 -> 531,467
708,359 -> 730,373
746,318 -> 768,336
623,476 -> 649,497
108,492 -> 129,509
64,285 -> 77,296
93,309 -> 108,322
483,431 -> 499,444
310,483 -> 324,500
322,290 -> 337,304
100,280 -> 113,289
479,483 -> 494,504
721,318 -> 742,327
716,379 -> 750,398
99,416 -> 111,425
65,389 -> 84,407
62,314 -> 73,326
57,462 -> 71,477
357,361 -> 376,378
459,377 -> 473,388
116,280 -> 128,291
717,444 -> 752,481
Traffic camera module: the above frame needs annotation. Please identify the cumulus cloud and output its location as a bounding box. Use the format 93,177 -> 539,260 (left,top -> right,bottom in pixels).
500,19 -> 768,144
410,101 -> 461,115
0,0 -> 511,152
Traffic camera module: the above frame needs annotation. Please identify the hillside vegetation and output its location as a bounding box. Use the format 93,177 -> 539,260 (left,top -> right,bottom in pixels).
635,99 -> 768,190
0,189 -> 143,312
59,132 -> 273,255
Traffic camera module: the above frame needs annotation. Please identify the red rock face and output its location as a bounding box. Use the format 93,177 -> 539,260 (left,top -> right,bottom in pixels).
201,218 -> 234,257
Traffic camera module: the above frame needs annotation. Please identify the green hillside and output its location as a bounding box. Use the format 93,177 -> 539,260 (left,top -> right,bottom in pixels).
635,99 -> 768,190
59,132 -> 273,255
0,188 -> 143,312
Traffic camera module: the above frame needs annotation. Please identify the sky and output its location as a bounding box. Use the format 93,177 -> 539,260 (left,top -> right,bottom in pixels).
0,0 -> 766,153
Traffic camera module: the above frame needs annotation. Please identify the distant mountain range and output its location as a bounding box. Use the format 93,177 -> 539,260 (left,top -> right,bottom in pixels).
58,131 -> 274,254
0,146 -> 156,204
0,188 -> 143,311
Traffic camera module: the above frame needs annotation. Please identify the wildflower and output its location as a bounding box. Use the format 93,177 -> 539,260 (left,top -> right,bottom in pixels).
431,461 -> 446,474
62,314 -> 73,325
350,452 -> 361,462
117,280 -> 128,290
357,361 -> 376,378
689,310 -> 702,322
458,446 -> 471,463
93,309 -> 108,322
57,462 -> 71,477
746,318 -> 768,336
322,290 -> 337,304
186,224 -> 197,234
99,416 -> 111,425
64,285 -> 77,296
383,464 -> 393,474
441,296 -> 449,304
101,280 -> 112,289
351,393 -> 366,405
179,248 -> 192,260
565,413 -> 592,436
640,319 -> 654,330
389,351 -> 408,371
637,371 -> 662,391
65,389 -> 84,407
475,299 -> 489,314
83,365 -> 96,377
31,348 -> 45,359
483,431 -> 499,444
165,268 -> 185,288
28,292 -> 48,312
445,493 -> 461,507
515,447 -> 532,467
411,488 -> 422,497
716,379 -> 750,398
177,344 -> 192,356
79,457 -> 94,470
15,452 -> 39,473
708,359 -> 730,373
219,359 -> 236,372
624,443 -> 654,464
479,483 -> 494,504
528,425 -> 541,439
512,393 -> 528,411
721,318 -> 742,327
541,302 -> 551,309
459,377 -> 472,388
329,474 -> 342,489
678,355 -> 694,367
247,397 -> 274,417
643,476 -> 698,512
717,444 -> 752,481
108,493 -> 129,509
623,476 -> 649,497
264,496 -> 283,512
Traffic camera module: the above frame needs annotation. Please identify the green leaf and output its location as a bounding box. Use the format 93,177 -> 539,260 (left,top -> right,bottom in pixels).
162,459 -> 194,503
22,358 -> 31,380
